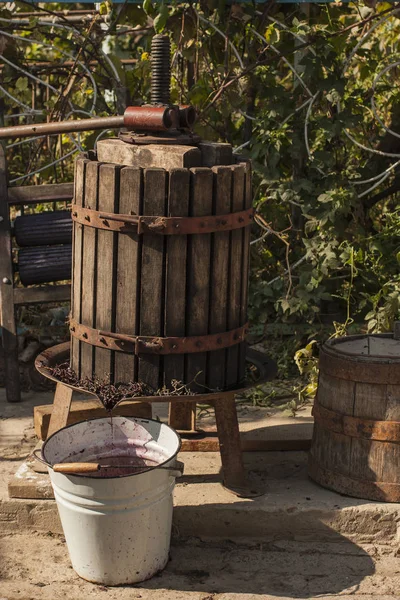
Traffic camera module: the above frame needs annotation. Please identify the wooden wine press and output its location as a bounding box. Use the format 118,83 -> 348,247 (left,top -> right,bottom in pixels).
33,35 -> 275,497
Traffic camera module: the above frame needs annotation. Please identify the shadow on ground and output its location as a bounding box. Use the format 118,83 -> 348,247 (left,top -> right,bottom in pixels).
140,531 -> 376,598
0,529 -> 381,599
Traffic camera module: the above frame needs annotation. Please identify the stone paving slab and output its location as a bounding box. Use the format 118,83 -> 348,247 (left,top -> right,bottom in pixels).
2,450 -> 400,547
8,460 -> 53,499
174,453 -> 400,545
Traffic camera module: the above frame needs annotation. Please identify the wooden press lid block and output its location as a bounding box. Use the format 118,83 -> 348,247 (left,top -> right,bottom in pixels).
97,139 -> 202,169
96,139 -> 235,169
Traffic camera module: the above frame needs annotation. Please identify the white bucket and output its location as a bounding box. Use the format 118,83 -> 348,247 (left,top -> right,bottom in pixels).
41,416 -> 181,586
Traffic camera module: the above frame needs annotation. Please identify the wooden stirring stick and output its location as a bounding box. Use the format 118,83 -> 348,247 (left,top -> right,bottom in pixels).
53,463 -> 149,473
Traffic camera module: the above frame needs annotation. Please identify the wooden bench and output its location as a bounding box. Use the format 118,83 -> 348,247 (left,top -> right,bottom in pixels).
0,145 -> 73,402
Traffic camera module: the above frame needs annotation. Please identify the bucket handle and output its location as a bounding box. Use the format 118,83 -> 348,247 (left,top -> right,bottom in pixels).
33,449 -> 184,477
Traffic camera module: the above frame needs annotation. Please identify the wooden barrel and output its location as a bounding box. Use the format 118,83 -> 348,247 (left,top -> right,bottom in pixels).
309,334 -> 400,502
69,141 -> 252,398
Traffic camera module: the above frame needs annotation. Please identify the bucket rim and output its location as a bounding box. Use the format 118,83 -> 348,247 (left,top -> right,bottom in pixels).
41,415 -> 182,479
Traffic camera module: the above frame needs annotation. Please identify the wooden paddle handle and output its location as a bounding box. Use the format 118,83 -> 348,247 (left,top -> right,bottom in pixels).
53,463 -> 100,473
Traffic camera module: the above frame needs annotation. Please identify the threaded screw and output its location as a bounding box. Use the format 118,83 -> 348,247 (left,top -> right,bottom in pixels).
151,34 -> 171,105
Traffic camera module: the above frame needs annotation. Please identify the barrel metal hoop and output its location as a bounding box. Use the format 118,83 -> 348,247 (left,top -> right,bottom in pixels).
312,401 -> 400,443
308,455 -> 400,502
323,333 -> 398,359
319,346 -> 400,385
71,205 -> 255,235
69,318 -> 249,355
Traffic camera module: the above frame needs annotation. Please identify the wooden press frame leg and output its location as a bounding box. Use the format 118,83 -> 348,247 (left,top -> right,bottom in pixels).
213,393 -> 248,494
1,300 -> 20,404
0,145 -> 21,403
168,401 -> 196,433
47,382 -> 73,439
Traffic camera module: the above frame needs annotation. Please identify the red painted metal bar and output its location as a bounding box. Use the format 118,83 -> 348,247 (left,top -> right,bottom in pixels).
0,105 -> 195,140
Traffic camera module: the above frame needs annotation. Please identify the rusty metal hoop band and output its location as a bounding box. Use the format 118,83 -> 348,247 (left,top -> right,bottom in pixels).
308,456 -> 400,502
312,401 -> 400,443
71,205 -> 255,235
323,333 -> 398,359
69,318 -> 249,355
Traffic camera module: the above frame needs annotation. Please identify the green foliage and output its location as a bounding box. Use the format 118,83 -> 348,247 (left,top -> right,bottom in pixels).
2,2 -> 400,403
153,4 -> 169,33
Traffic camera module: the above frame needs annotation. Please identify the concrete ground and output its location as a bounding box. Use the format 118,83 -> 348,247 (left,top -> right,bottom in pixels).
1,389 -> 400,599
0,532 -> 399,600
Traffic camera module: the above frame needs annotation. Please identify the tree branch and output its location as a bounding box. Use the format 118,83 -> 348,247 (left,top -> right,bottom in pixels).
363,181 -> 400,210
202,2 -> 400,113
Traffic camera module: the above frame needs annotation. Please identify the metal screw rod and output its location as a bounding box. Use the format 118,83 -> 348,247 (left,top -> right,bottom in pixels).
151,34 -> 171,105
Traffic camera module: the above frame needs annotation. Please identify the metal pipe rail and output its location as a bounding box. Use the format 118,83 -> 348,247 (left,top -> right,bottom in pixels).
0,105 -> 195,140
0,115 -> 124,140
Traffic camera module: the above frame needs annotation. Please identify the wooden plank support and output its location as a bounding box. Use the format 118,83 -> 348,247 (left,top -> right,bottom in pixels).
213,394 -> 248,492
180,436 -> 312,453
8,182 -> 73,205
0,146 -> 20,402
34,399 -> 151,441
13,284 -> 71,305
47,382 -> 73,438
